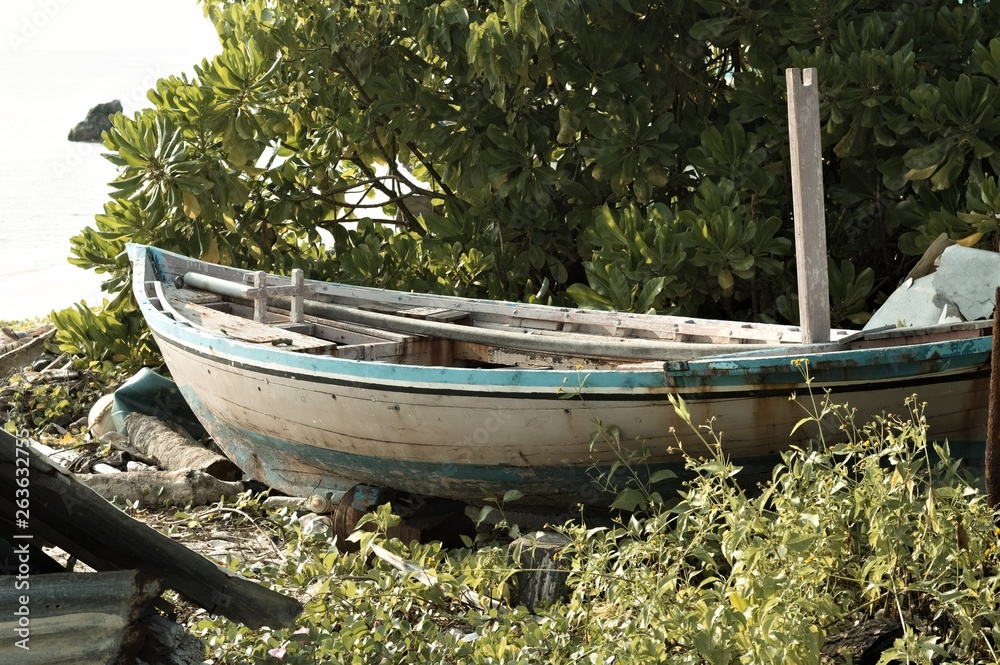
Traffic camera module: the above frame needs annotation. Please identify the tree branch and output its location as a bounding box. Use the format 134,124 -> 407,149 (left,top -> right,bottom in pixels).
331,51 -> 456,201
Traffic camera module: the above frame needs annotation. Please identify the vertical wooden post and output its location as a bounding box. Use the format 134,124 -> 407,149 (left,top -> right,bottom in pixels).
290,268 -> 305,324
786,68 -> 831,344
253,271 -> 268,323
986,287 -> 1000,511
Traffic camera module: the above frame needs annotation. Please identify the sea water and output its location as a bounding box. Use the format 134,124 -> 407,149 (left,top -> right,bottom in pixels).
0,49 -> 211,320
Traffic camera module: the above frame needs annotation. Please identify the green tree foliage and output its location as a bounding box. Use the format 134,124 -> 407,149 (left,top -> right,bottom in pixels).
68,0 -> 1000,342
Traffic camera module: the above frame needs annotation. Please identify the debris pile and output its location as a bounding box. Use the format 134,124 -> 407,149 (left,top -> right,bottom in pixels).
866,239 -> 1000,330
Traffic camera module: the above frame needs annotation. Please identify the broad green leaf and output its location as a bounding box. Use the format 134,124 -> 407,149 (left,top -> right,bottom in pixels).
610,488 -> 645,511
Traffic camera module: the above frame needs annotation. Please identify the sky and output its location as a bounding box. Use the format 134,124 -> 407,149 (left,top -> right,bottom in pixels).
2,0 -> 221,55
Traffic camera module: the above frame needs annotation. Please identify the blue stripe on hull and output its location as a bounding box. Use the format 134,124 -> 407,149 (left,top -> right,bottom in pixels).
666,337 -> 992,390
180,387 -> 792,508
186,383 -> 991,507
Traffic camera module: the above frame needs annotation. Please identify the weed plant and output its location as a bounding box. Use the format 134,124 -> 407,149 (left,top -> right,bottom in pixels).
190,389 -> 1000,664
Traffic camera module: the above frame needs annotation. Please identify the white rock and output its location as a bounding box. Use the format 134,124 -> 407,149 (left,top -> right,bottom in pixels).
263,495 -> 309,510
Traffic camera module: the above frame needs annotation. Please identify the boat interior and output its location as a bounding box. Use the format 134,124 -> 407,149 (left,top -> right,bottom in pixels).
142,260 -> 994,372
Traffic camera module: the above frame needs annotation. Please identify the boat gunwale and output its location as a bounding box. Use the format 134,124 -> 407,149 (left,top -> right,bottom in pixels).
136,244 -> 858,344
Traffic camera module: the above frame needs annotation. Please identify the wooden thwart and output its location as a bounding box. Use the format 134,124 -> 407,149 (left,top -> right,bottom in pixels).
158,284 -> 335,352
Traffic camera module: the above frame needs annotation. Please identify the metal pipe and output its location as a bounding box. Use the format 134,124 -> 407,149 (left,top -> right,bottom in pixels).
181,272 -> 253,300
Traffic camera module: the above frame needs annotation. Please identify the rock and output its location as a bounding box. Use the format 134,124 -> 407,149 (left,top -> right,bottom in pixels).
298,513 -> 334,539
68,100 -> 122,142
135,611 -> 206,665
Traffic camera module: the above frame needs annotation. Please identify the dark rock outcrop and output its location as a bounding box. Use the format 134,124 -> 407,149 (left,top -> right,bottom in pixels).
67,100 -> 123,142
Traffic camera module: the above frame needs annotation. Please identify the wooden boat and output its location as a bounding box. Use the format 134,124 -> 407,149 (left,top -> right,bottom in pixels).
0,326 -> 55,377
127,244 -> 991,509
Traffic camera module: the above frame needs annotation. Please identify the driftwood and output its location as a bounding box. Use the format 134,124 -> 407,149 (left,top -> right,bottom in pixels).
124,413 -> 241,481
100,431 -> 159,467
0,432 -> 303,629
77,469 -> 244,507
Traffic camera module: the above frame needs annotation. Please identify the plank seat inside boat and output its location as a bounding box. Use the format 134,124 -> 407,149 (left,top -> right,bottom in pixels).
172,299 -> 337,352
154,283 -> 336,353
165,286 -> 224,306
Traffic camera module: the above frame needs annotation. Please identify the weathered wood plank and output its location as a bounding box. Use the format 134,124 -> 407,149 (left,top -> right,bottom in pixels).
0,329 -> 55,377
278,297 -> 782,362
222,300 -> 418,345
987,286 -> 1000,510
166,296 -> 334,352
786,67 -> 831,344
0,570 -> 161,665
334,339 -> 450,364
453,340 -> 601,369
0,431 -> 302,629
185,265 -> 850,344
